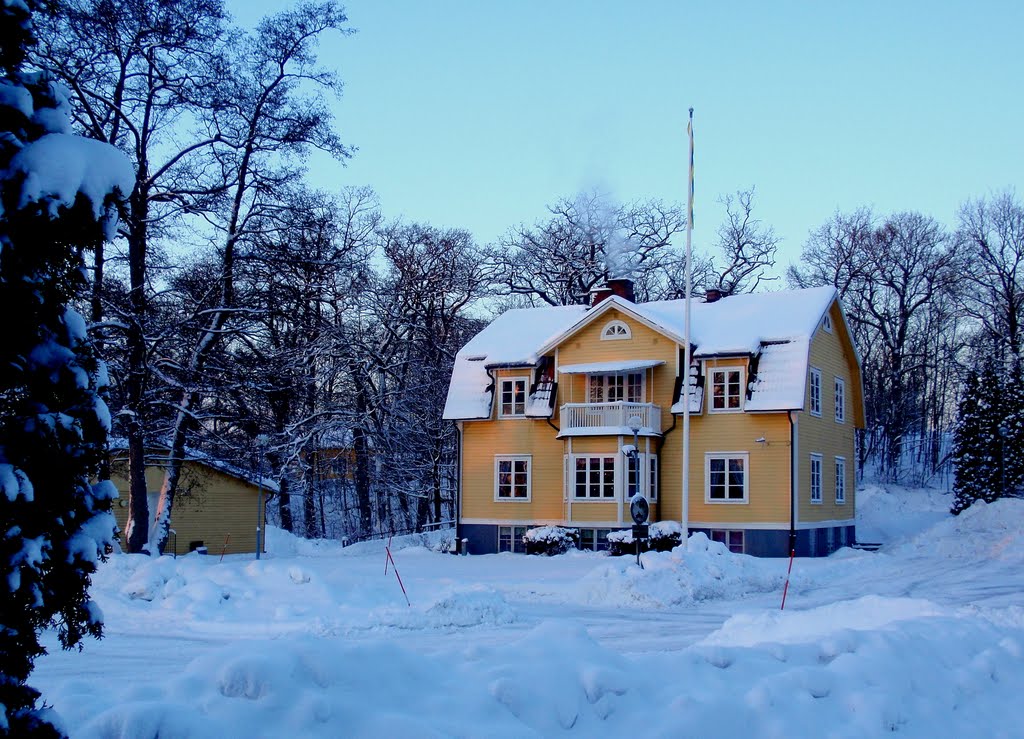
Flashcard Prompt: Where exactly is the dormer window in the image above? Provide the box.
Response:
[709,367,744,412]
[601,320,631,341]
[498,377,528,417]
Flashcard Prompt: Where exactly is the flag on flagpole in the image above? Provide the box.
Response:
[687,108,694,228]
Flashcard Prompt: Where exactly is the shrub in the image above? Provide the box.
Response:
[607,521,683,556]
[523,526,579,556]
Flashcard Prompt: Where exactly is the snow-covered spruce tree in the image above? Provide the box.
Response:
[0,0,130,733]
[950,362,1022,514]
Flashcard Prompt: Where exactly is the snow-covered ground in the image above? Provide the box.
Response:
[33,484,1024,737]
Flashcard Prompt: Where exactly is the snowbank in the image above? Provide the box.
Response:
[30,487,1024,737]
[56,599,1024,739]
[571,533,786,608]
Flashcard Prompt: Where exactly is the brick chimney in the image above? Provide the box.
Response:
[704,287,723,303]
[606,278,635,303]
[590,286,614,307]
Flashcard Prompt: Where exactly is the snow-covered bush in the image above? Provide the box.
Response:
[523,526,578,556]
[607,521,683,556]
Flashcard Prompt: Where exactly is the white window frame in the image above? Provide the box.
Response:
[588,372,644,404]
[835,456,846,504]
[810,453,823,504]
[498,525,529,553]
[494,455,531,501]
[710,529,745,554]
[572,454,617,500]
[601,320,632,341]
[834,377,846,424]
[809,367,822,417]
[577,528,613,551]
[822,313,833,333]
[705,452,749,504]
[708,366,745,413]
[626,453,658,502]
[498,377,528,418]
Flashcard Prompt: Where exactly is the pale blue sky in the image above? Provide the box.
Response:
[231,1,1023,270]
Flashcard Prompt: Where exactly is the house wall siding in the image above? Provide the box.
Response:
[461,414,564,521]
[109,458,264,556]
[684,412,792,525]
[798,305,858,524]
[556,309,677,428]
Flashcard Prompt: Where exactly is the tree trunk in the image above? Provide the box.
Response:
[124,185,150,554]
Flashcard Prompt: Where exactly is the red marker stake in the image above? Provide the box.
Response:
[386,546,410,607]
[780,548,795,610]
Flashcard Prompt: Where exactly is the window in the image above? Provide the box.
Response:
[809,368,822,417]
[705,453,749,503]
[822,313,833,333]
[498,525,528,553]
[601,320,631,341]
[834,377,845,424]
[589,373,643,403]
[825,526,834,554]
[649,455,658,502]
[711,529,744,554]
[578,528,613,551]
[709,367,744,412]
[574,456,616,499]
[626,454,658,502]
[835,457,846,504]
[499,377,527,417]
[495,456,531,501]
[810,454,822,503]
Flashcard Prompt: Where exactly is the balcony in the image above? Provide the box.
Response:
[558,402,662,437]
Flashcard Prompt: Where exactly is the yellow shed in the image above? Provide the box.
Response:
[109,448,274,557]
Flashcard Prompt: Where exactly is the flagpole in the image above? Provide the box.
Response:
[682,107,694,542]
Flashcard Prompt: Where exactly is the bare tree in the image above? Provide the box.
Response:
[149,0,352,554]
[487,192,684,306]
[956,191,1024,365]
[791,209,961,481]
[35,0,231,552]
[712,188,779,295]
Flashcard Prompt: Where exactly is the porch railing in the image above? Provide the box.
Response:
[559,402,662,434]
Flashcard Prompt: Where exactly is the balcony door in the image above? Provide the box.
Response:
[588,372,643,404]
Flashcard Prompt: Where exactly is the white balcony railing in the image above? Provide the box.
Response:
[559,402,662,435]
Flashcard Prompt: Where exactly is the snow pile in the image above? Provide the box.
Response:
[52,599,1024,739]
[32,486,1024,737]
[856,482,950,544]
[572,533,786,607]
[894,497,1024,562]
[380,586,517,630]
[265,525,453,558]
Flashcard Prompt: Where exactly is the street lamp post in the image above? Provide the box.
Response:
[626,416,649,568]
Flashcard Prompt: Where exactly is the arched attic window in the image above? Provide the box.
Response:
[601,320,631,341]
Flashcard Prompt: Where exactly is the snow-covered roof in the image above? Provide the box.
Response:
[558,359,665,374]
[744,339,811,411]
[444,287,838,419]
[107,439,280,493]
[442,305,588,420]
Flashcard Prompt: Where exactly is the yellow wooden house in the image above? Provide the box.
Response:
[443,280,864,556]
[109,446,275,556]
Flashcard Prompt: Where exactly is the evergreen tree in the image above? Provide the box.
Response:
[951,362,1024,514]
[0,0,129,732]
